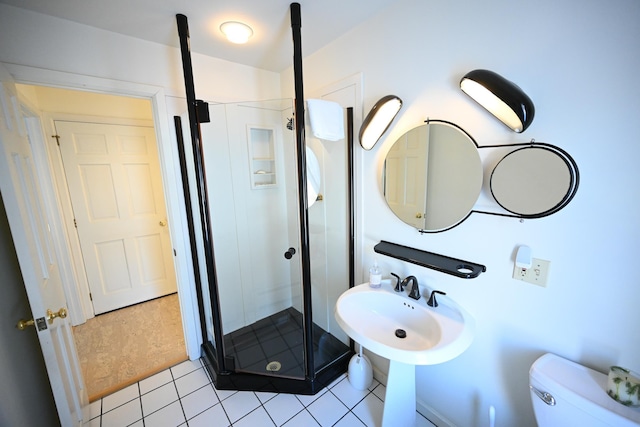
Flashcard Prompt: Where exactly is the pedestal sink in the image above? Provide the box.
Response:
[335,282,475,427]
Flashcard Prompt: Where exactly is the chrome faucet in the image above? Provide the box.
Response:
[401,276,420,300]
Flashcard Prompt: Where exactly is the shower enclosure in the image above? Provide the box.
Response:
[174,5,354,394]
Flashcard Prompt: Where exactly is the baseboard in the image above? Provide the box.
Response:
[371,366,456,427]
[416,399,456,427]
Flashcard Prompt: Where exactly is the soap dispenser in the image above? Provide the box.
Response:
[369,260,382,288]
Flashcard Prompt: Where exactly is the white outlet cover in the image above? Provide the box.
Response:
[513,258,550,287]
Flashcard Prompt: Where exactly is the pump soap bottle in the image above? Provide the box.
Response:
[369,260,382,288]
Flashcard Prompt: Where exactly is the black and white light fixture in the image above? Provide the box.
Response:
[460,69,534,133]
[359,95,403,150]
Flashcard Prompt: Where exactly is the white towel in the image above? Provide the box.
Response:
[306,99,344,141]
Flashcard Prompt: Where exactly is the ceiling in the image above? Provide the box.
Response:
[0,0,397,72]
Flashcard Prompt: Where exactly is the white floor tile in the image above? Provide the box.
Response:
[174,367,211,397]
[334,412,367,427]
[88,399,101,420]
[255,390,278,404]
[141,382,179,416]
[352,393,384,427]
[142,400,186,427]
[327,373,348,389]
[92,357,415,427]
[101,398,142,427]
[417,412,437,427]
[294,387,327,407]
[170,358,202,379]
[263,393,305,426]
[372,383,386,401]
[331,377,370,409]
[139,368,173,395]
[181,384,219,420]
[306,390,349,427]
[187,403,230,427]
[282,409,321,427]
[214,387,238,402]
[220,390,261,423]
[82,417,100,427]
[233,406,276,427]
[102,383,140,412]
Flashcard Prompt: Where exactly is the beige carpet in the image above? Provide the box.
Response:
[73,293,187,402]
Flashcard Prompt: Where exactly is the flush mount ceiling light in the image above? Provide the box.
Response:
[220,21,253,44]
[359,95,403,150]
[460,69,535,133]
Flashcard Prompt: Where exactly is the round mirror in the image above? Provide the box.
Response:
[490,145,578,217]
[382,120,483,232]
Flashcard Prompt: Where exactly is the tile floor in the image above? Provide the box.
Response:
[84,358,437,427]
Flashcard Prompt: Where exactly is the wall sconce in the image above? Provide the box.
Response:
[220,21,253,44]
[359,95,403,150]
[460,69,534,133]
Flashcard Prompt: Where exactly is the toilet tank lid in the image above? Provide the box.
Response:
[530,353,640,425]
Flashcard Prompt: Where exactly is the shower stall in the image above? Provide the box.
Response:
[174,4,354,395]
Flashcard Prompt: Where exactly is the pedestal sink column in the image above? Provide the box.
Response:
[383,360,416,427]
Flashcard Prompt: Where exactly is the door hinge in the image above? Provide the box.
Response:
[73,218,77,228]
[52,134,61,146]
[89,293,92,301]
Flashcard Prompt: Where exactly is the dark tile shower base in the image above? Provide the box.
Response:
[223,307,348,379]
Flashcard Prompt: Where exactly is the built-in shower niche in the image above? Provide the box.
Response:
[185,99,352,394]
[248,126,277,188]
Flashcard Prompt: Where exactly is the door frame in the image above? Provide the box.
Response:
[4,62,201,360]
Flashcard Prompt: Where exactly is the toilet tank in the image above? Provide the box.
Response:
[529,353,640,427]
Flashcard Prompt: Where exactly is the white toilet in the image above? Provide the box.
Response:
[530,353,640,426]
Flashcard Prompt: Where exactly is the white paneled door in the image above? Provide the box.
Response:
[55,121,177,314]
[384,125,428,229]
[0,64,87,425]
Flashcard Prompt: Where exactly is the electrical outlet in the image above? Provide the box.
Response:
[513,258,550,287]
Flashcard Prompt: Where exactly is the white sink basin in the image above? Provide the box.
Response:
[335,282,475,426]
[335,282,475,365]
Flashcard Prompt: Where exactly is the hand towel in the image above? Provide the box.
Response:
[306,99,344,141]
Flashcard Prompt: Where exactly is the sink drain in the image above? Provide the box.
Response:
[395,329,407,339]
[266,361,281,372]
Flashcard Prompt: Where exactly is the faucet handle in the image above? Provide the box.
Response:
[427,290,446,307]
[391,273,401,292]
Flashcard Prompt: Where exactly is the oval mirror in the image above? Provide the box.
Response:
[490,145,578,217]
[382,120,483,232]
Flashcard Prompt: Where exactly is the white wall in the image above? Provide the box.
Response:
[294,0,640,425]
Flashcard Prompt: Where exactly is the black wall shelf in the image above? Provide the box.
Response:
[374,240,486,279]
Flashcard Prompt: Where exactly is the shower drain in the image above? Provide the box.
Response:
[266,361,282,372]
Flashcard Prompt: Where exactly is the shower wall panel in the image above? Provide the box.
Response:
[201,102,298,335]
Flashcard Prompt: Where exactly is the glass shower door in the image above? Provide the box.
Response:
[200,99,306,379]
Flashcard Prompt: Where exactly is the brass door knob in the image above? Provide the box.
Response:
[416,212,423,218]
[159,220,167,227]
[46,307,67,324]
[16,318,35,330]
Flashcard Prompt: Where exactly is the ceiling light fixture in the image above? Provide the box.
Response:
[220,21,253,44]
[460,69,535,133]
[359,95,403,150]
